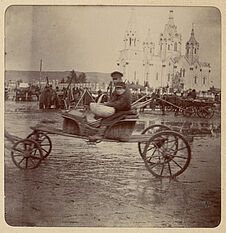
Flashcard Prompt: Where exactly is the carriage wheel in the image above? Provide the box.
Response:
[183,106,196,117]
[11,139,43,169]
[141,131,191,178]
[197,106,214,119]
[27,131,52,159]
[138,124,171,156]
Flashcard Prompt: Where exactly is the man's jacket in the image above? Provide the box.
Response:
[106,86,132,112]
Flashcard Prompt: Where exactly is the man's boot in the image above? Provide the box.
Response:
[88,125,107,142]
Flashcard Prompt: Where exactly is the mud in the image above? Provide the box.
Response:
[4,101,221,227]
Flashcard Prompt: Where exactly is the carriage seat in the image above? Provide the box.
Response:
[62,110,85,122]
[121,109,139,119]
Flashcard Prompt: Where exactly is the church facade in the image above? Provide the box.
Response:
[116,10,212,92]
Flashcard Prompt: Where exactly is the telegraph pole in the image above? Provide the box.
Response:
[39,59,42,88]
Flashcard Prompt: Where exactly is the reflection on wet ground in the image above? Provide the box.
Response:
[4,101,221,227]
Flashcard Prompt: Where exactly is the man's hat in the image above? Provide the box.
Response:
[111,71,123,78]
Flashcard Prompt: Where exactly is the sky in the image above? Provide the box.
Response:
[5,5,221,87]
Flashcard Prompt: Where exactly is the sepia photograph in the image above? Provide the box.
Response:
[4,4,221,228]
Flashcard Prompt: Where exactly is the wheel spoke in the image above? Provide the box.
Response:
[160,161,165,176]
[40,144,50,146]
[18,157,25,165]
[148,162,160,169]
[171,159,183,169]
[29,158,36,166]
[167,161,172,176]
[13,153,24,157]
[172,155,188,159]
[176,146,188,152]
[41,147,48,153]
[13,148,25,153]
[25,158,28,168]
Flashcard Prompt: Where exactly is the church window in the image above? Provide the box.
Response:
[200,69,202,72]
[168,45,170,50]
[129,38,132,46]
[134,39,136,46]
[183,69,185,77]
[146,72,149,80]
[134,71,136,81]
[174,42,177,51]
[168,73,170,81]
[117,63,120,66]
[194,48,197,54]
[160,44,162,50]
[150,48,152,53]
[209,70,211,72]
[187,48,189,54]
[194,76,197,84]
[203,77,206,85]
[156,72,158,80]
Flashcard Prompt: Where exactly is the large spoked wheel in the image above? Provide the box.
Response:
[183,106,196,117]
[11,139,43,169]
[27,131,52,159]
[141,131,191,178]
[197,106,214,119]
[138,124,171,156]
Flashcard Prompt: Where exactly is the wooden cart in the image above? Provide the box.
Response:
[6,109,191,178]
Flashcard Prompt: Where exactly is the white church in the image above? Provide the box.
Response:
[116,10,212,92]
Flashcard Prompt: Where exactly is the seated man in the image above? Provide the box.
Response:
[89,81,132,140]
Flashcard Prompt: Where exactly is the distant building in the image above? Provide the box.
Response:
[117,10,212,91]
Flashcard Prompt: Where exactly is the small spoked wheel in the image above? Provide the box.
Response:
[197,106,214,119]
[27,131,52,159]
[138,124,171,156]
[11,139,43,169]
[141,131,191,178]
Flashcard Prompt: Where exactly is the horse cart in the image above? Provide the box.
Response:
[6,107,191,178]
[154,95,215,119]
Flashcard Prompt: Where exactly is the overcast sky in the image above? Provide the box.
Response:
[5,6,221,87]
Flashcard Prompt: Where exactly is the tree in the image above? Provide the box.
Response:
[66,76,71,83]
[60,78,65,83]
[78,72,87,83]
[70,70,78,83]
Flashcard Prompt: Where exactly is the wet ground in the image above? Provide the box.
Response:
[4,101,221,227]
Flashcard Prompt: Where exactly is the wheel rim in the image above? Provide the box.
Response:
[200,106,214,119]
[142,131,191,178]
[27,132,52,158]
[138,124,171,156]
[11,139,43,169]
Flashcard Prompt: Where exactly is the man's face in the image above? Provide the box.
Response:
[112,75,122,85]
[115,86,126,95]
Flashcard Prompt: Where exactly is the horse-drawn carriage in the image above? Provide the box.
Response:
[156,95,215,119]
[6,105,191,178]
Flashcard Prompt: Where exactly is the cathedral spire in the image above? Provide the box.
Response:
[168,10,175,26]
[185,24,199,63]
[123,8,140,49]
[127,8,136,29]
